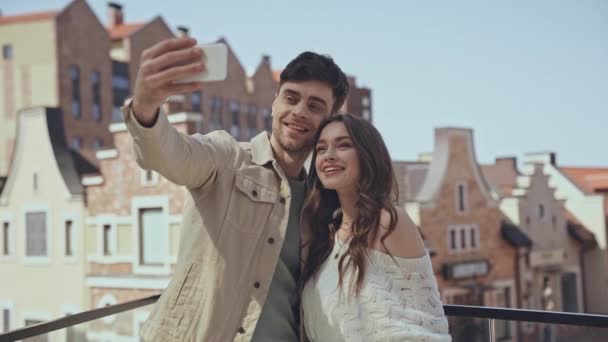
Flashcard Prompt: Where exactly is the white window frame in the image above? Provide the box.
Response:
[441,287,470,305]
[96,217,118,259]
[0,301,14,333]
[490,280,517,340]
[455,181,469,215]
[447,224,480,253]
[23,310,51,340]
[86,215,134,264]
[562,266,584,313]
[132,196,171,276]
[62,212,79,263]
[0,213,14,260]
[23,203,51,264]
[140,169,159,187]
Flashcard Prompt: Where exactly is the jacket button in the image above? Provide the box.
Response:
[254,281,260,288]
[280,197,286,204]
[251,190,258,197]
[238,327,246,334]
[267,237,275,244]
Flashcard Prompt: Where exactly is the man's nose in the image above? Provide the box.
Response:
[291,102,307,117]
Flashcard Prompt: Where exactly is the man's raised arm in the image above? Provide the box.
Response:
[123,36,231,189]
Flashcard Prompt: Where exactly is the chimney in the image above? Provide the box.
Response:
[107,2,123,27]
[495,157,517,171]
[177,26,189,37]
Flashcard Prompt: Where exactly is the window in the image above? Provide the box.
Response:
[24,319,48,341]
[539,204,545,219]
[561,272,579,312]
[470,227,476,249]
[448,225,479,252]
[103,224,112,256]
[494,287,512,339]
[33,173,38,192]
[91,71,102,121]
[26,212,47,257]
[209,96,223,130]
[191,91,202,112]
[229,99,240,138]
[140,169,158,186]
[247,104,258,139]
[362,109,371,121]
[2,222,9,256]
[65,220,73,257]
[261,108,272,132]
[2,44,12,60]
[361,96,370,107]
[69,65,81,118]
[2,308,9,333]
[450,230,457,250]
[455,182,468,214]
[112,60,130,123]
[93,137,103,150]
[460,229,467,250]
[71,137,82,150]
[139,208,166,266]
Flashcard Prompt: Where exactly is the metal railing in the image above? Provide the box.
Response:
[1,295,608,341]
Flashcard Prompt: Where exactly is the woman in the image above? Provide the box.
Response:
[301,114,451,342]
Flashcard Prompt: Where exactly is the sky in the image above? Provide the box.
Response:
[2,0,607,167]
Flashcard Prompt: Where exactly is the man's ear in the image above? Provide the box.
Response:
[271,92,278,115]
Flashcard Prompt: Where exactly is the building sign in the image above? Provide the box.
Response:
[530,249,564,268]
[443,260,490,280]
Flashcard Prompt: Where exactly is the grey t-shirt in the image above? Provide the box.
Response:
[251,178,306,341]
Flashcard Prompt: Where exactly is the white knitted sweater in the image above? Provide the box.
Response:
[302,236,451,342]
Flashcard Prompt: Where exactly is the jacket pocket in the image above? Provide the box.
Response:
[225,167,278,233]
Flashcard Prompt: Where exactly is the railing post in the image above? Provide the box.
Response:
[488,318,496,342]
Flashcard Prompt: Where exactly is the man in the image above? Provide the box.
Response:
[124,36,349,341]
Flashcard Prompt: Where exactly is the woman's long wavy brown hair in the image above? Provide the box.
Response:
[302,114,399,296]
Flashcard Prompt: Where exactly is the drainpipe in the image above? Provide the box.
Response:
[579,243,593,313]
[515,247,527,341]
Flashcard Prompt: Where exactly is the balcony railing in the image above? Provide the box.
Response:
[1,295,607,341]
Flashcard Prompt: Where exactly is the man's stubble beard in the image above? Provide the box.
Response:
[277,129,315,155]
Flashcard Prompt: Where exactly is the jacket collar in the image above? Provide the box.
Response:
[250,132,275,166]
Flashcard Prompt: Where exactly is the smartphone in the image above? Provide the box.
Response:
[175,43,228,83]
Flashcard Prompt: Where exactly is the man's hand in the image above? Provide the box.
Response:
[131,37,205,126]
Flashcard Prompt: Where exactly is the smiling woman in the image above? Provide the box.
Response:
[301,114,451,341]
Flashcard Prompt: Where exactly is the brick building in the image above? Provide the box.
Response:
[396,128,531,341]
[82,112,200,340]
[0,0,113,174]
[0,107,98,341]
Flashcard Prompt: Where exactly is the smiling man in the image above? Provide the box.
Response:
[122,36,349,342]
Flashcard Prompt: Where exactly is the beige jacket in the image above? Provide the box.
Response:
[123,104,310,342]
